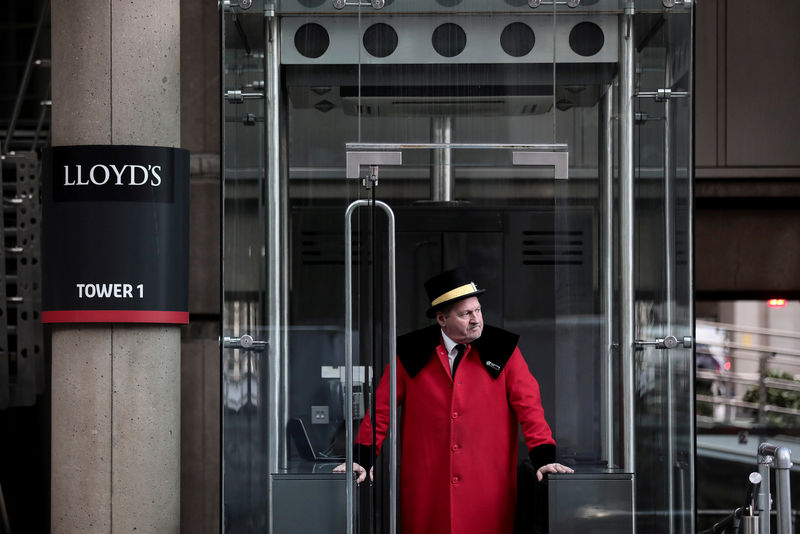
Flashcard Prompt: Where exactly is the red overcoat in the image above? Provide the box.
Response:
[356,325,556,534]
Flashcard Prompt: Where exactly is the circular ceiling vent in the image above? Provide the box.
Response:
[295,23,330,59]
[436,0,463,6]
[363,23,398,58]
[501,22,535,57]
[568,21,604,57]
[432,23,467,58]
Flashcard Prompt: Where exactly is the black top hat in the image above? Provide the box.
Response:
[424,267,485,318]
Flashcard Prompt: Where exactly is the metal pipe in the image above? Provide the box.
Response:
[600,82,615,468]
[741,516,759,534]
[265,6,282,518]
[619,4,636,486]
[686,6,698,521]
[696,320,800,341]
[279,47,291,472]
[3,1,49,155]
[758,355,769,425]
[774,446,793,534]
[664,32,676,534]
[431,116,453,201]
[758,443,775,534]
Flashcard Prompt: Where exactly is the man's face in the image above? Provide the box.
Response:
[436,296,483,344]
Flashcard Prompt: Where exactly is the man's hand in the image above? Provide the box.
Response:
[333,462,374,484]
[536,462,574,482]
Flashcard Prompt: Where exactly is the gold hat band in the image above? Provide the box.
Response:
[431,282,478,307]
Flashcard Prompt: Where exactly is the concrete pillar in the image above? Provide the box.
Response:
[50,1,181,532]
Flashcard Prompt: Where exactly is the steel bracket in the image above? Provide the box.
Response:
[635,335,693,350]
[512,151,569,180]
[345,151,402,179]
[223,334,268,351]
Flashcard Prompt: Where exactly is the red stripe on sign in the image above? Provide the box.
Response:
[41,310,189,324]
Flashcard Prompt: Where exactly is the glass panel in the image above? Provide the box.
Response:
[221,1,695,532]
[221,4,270,533]
[553,4,621,475]
[632,4,694,533]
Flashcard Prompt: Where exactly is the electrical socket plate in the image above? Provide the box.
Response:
[311,405,329,424]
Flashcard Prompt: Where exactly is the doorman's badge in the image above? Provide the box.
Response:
[485,361,501,371]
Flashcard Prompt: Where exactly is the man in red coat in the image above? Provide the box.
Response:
[336,267,572,534]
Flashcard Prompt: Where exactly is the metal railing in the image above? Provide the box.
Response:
[696,320,800,428]
[698,444,794,534]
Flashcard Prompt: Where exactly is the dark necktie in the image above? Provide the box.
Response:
[452,344,466,377]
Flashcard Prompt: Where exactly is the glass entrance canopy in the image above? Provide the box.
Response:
[221,1,694,532]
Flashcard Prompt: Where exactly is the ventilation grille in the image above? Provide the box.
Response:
[343,95,549,117]
[521,229,586,266]
[300,231,363,266]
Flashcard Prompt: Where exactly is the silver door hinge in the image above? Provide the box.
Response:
[634,88,689,102]
[224,90,265,103]
[635,335,693,350]
[223,334,268,351]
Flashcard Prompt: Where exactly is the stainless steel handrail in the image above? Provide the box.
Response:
[345,199,397,534]
[697,369,800,393]
[697,320,800,342]
[704,341,800,360]
[696,395,800,417]
[758,443,794,534]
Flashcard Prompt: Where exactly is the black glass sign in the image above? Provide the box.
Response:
[41,145,190,323]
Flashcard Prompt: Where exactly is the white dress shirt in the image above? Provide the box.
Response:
[440,330,464,372]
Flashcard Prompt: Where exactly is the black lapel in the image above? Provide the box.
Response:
[396,325,442,378]
[471,325,520,379]
[395,324,519,380]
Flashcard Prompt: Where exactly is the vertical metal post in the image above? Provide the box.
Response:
[265,3,282,514]
[431,116,453,202]
[758,354,770,426]
[344,204,356,534]
[601,82,616,468]
[686,3,697,526]
[774,447,793,534]
[758,453,771,534]
[280,73,291,471]
[619,3,636,489]
[664,28,677,533]
[759,444,794,534]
